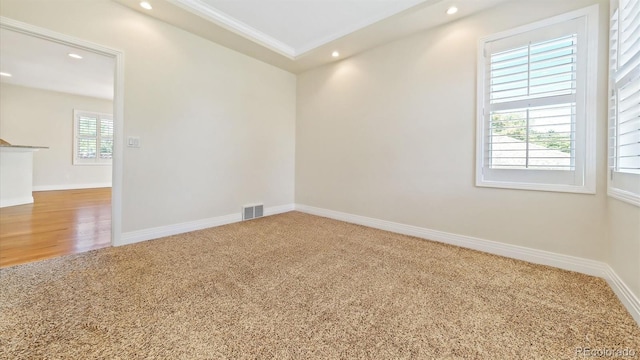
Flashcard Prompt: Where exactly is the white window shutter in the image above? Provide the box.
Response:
[476,6,598,194]
[487,35,578,171]
[608,0,640,206]
[619,0,640,67]
[616,71,640,174]
[73,110,114,165]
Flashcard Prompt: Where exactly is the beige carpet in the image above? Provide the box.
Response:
[1,212,638,359]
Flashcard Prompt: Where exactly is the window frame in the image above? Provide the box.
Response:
[73,109,114,166]
[475,5,599,194]
[607,0,640,207]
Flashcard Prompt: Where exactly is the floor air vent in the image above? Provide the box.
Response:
[242,204,264,221]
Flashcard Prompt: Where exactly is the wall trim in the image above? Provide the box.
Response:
[166,0,431,58]
[166,0,296,58]
[295,204,608,276]
[294,204,639,325]
[0,196,34,208]
[118,203,295,247]
[33,183,112,192]
[605,266,640,325]
[607,187,640,208]
[264,203,296,216]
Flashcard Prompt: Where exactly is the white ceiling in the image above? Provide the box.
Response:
[0,1,508,98]
[115,0,509,73]
[168,0,429,57]
[0,28,115,100]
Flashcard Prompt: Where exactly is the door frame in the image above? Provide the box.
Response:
[0,16,124,246]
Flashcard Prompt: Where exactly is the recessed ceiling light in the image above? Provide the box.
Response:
[446,6,458,15]
[68,53,83,59]
[140,1,152,10]
[0,72,12,77]
[332,51,340,58]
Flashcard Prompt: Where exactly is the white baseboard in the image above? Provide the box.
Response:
[294,204,608,276]
[33,183,112,191]
[0,196,34,208]
[117,203,295,247]
[605,267,640,325]
[294,204,640,325]
[264,203,295,216]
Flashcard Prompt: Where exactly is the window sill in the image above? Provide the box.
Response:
[476,179,595,194]
[73,162,113,166]
[608,188,640,207]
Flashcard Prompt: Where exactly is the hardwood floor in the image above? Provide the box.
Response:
[0,188,111,268]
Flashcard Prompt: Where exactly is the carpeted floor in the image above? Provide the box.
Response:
[1,212,638,359]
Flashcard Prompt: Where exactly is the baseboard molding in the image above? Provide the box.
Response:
[295,204,608,276]
[294,204,639,325]
[118,203,295,247]
[264,203,296,216]
[33,183,112,191]
[604,267,640,325]
[0,196,34,208]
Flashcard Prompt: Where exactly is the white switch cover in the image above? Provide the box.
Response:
[127,136,140,148]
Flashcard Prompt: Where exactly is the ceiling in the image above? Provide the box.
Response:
[168,0,428,57]
[0,28,115,100]
[0,0,508,98]
[114,0,510,73]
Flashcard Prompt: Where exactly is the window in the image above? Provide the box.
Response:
[73,110,113,165]
[608,0,640,206]
[476,6,598,193]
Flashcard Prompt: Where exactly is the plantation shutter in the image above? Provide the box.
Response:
[608,0,640,204]
[77,114,98,160]
[476,7,598,193]
[619,0,640,67]
[610,0,640,175]
[487,34,578,170]
[616,70,640,173]
[100,117,114,160]
[73,110,113,165]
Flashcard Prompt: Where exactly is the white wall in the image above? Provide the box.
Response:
[0,83,113,190]
[0,0,296,233]
[296,0,611,261]
[607,188,640,301]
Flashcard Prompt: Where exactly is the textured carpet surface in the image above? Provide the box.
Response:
[1,212,638,359]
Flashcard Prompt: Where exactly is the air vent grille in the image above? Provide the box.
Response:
[254,205,264,218]
[242,204,264,221]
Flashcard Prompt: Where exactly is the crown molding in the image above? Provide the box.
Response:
[166,0,297,59]
[112,0,512,73]
[167,0,434,59]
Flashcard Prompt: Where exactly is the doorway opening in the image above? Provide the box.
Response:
[0,17,124,267]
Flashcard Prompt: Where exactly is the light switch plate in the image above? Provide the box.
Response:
[127,136,140,148]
